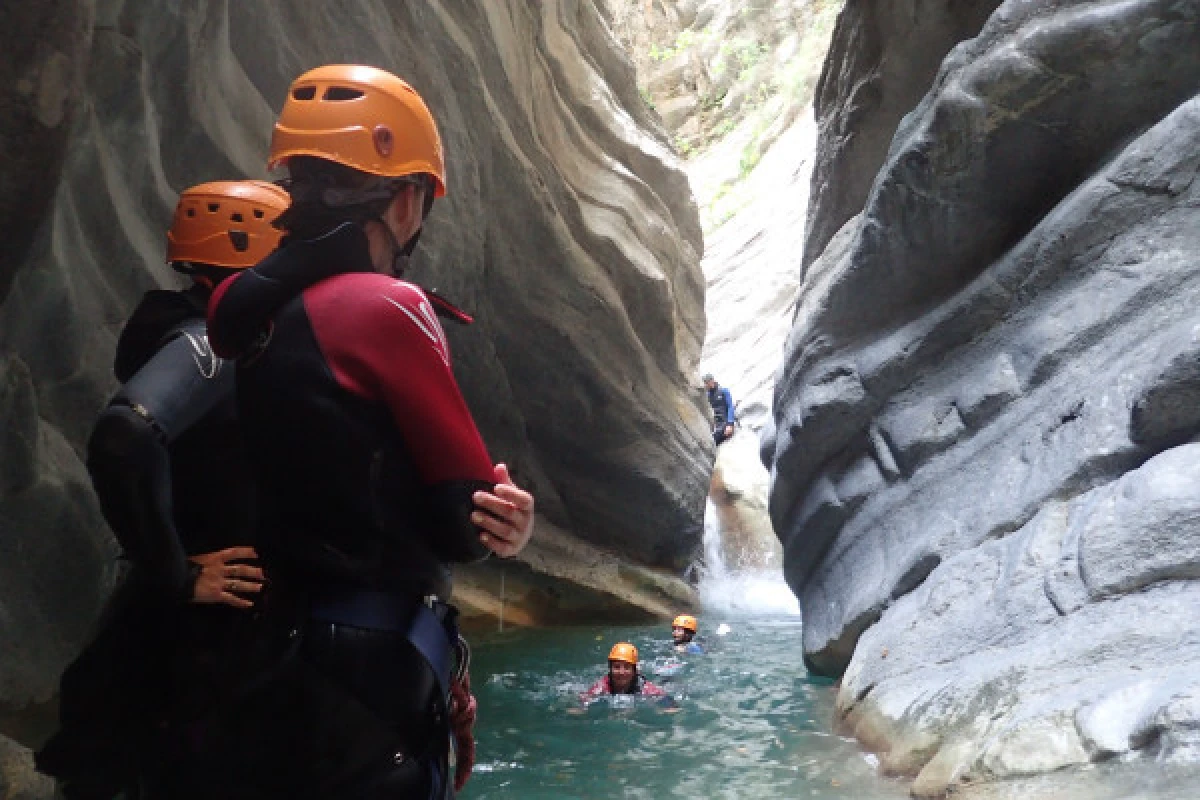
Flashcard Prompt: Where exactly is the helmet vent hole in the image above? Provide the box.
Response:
[373,125,394,157]
[207,203,220,213]
[324,87,364,101]
[230,212,244,223]
[253,209,265,219]
[292,86,317,100]
[186,209,196,217]
[228,231,250,252]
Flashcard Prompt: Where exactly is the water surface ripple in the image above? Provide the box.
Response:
[466,617,908,799]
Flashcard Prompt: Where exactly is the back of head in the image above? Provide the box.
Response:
[167,180,290,274]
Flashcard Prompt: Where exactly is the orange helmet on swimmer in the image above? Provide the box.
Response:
[608,642,638,666]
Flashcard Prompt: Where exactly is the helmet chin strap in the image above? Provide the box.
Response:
[392,227,422,278]
[370,213,421,278]
[378,184,432,278]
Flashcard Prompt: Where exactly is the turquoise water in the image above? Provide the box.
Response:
[462,616,909,799]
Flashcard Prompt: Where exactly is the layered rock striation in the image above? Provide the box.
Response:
[767,0,1200,792]
[0,0,711,774]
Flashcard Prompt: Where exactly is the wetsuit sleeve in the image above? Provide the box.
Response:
[306,276,495,563]
[88,323,234,600]
[640,680,667,697]
[721,388,735,424]
[207,224,370,359]
[583,677,610,699]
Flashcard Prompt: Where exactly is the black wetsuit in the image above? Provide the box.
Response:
[206,223,495,799]
[707,384,735,445]
[36,286,260,799]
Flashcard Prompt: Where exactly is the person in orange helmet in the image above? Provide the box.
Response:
[583,643,667,699]
[671,614,704,654]
[36,182,288,800]
[204,65,535,798]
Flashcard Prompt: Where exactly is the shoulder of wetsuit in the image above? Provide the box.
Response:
[207,223,373,358]
[106,316,233,444]
[114,289,206,382]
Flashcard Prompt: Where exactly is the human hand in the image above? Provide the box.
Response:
[189,546,265,609]
[471,463,535,557]
[724,424,734,437]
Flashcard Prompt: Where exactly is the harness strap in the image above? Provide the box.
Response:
[407,601,454,702]
[309,587,463,799]
[309,589,457,703]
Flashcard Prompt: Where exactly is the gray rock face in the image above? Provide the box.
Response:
[803,0,1002,270]
[0,0,710,754]
[0,733,56,800]
[766,0,1200,790]
[838,447,1200,794]
[0,1,95,303]
[603,0,837,153]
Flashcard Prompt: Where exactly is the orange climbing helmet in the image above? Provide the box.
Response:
[608,642,639,666]
[269,64,446,196]
[672,615,698,633]
[165,180,289,269]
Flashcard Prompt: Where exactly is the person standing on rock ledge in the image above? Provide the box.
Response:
[704,373,736,445]
[35,181,288,800]
[205,64,535,798]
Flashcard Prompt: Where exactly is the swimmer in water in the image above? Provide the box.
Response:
[582,643,666,699]
[671,615,704,654]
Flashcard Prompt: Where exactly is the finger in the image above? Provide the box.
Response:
[218,546,259,562]
[228,579,264,594]
[480,533,518,558]
[492,482,533,510]
[492,462,512,485]
[219,592,255,609]
[472,511,515,539]
[472,491,518,519]
[229,564,266,581]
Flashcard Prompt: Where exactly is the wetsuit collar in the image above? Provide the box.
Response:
[277,221,375,278]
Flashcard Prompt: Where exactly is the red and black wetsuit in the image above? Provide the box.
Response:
[207,222,494,798]
[582,674,667,699]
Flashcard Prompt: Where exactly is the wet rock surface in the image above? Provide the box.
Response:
[767,0,1200,791]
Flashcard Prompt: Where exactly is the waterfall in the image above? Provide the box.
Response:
[697,498,800,616]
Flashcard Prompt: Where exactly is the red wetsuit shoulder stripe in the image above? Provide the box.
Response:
[302,273,494,485]
[206,271,240,358]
